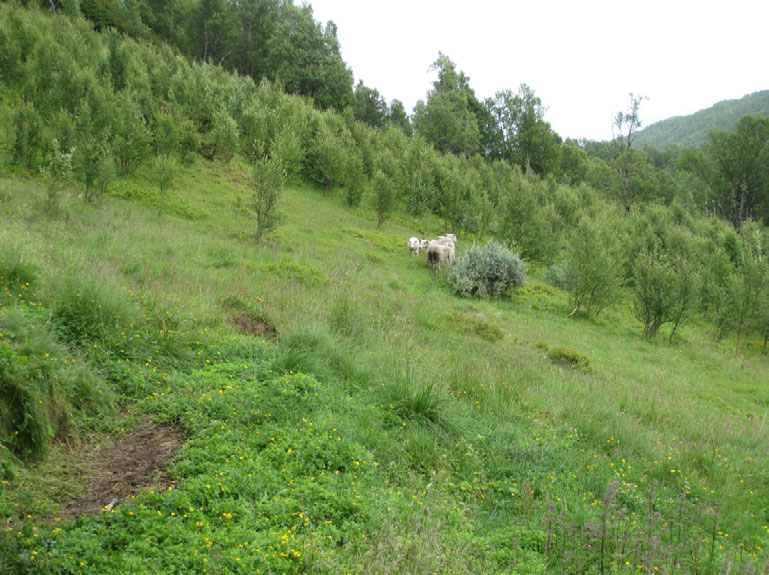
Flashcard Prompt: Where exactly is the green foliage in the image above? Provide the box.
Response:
[412,53,483,157]
[484,84,562,175]
[249,156,285,242]
[448,240,526,299]
[0,245,37,306]
[381,366,456,437]
[371,168,395,228]
[632,251,677,339]
[40,138,74,215]
[303,116,350,193]
[495,171,560,261]
[561,212,626,316]
[12,100,44,169]
[154,154,176,202]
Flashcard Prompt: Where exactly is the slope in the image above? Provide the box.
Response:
[1,162,768,574]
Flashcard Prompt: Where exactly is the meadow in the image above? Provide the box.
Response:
[1,160,768,575]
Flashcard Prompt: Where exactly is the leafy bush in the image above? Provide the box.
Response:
[448,240,526,299]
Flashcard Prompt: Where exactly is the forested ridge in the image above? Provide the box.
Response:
[1,2,769,574]
[634,90,769,149]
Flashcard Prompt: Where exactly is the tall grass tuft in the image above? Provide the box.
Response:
[270,322,366,386]
[0,243,37,304]
[0,308,114,461]
[51,273,135,344]
[382,363,457,437]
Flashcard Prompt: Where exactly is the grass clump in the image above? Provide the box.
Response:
[382,365,456,438]
[536,341,591,371]
[0,244,37,305]
[0,308,114,462]
[221,294,277,339]
[448,240,526,299]
[51,274,135,345]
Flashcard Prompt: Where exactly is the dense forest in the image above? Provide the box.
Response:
[2,2,769,574]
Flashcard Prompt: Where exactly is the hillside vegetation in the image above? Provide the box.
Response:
[634,90,769,148]
[1,3,769,575]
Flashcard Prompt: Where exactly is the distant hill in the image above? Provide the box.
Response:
[634,90,769,149]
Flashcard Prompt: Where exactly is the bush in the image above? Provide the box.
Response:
[448,241,526,299]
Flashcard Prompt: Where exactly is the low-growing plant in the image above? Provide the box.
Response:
[536,341,591,371]
[448,240,526,299]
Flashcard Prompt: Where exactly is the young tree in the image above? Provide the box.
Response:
[562,213,625,317]
[155,155,177,203]
[612,93,647,213]
[386,99,412,135]
[250,156,285,243]
[371,168,394,229]
[352,80,388,128]
[732,220,767,357]
[303,119,348,194]
[705,115,769,230]
[40,139,74,215]
[632,251,675,339]
[667,255,701,343]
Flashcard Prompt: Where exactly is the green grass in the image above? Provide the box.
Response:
[1,163,768,574]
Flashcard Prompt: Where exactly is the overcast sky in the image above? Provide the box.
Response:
[307,0,768,141]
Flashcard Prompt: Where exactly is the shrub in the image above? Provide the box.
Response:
[448,241,526,299]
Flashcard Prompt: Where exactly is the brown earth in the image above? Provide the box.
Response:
[56,419,185,519]
[230,311,277,338]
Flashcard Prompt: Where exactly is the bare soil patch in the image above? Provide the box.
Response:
[230,311,277,338]
[57,419,185,519]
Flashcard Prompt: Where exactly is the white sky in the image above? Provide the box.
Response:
[307,0,768,141]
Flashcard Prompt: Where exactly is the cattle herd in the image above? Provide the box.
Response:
[408,234,457,270]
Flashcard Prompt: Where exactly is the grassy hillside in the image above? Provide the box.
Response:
[1,162,768,574]
[634,90,769,148]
